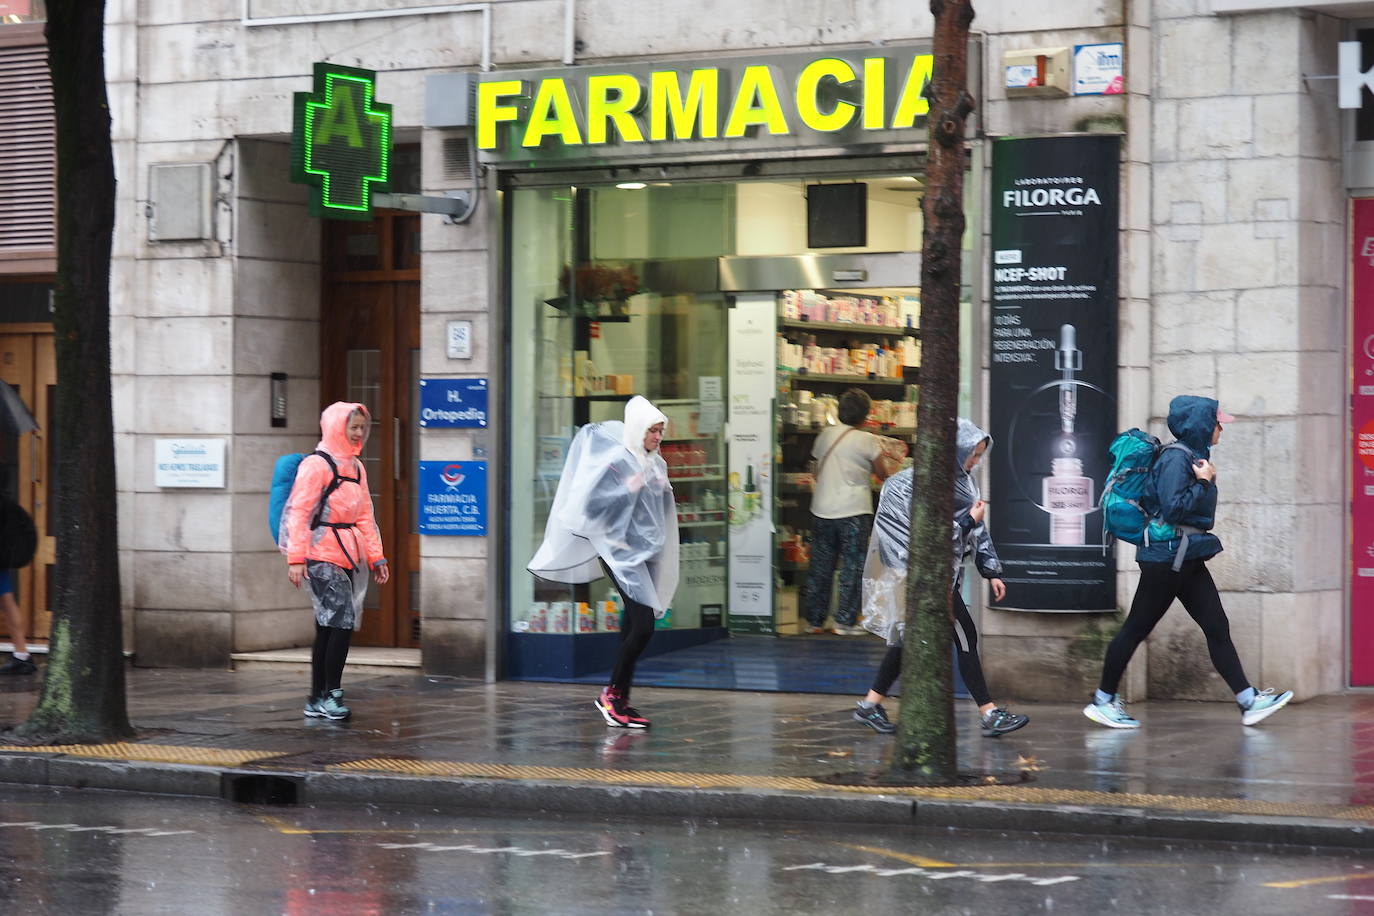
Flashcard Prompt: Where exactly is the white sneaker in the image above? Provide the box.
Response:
[1082,695,1140,729]
[1240,687,1292,726]
[832,624,867,636]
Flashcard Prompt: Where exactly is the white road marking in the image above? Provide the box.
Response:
[1329,896,1374,902]
[375,841,609,860]
[783,862,1080,887]
[0,821,194,837]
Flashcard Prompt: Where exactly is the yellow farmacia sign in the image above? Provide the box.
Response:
[477,53,936,152]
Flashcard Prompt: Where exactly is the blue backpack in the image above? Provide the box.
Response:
[1100,429,1189,547]
[268,450,345,547]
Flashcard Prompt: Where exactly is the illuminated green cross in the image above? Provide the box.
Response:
[290,63,392,219]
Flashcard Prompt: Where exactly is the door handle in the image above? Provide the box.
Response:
[394,417,402,480]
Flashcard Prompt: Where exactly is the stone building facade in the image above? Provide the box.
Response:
[48,0,1362,701]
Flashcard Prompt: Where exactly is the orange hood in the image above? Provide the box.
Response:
[317,401,370,463]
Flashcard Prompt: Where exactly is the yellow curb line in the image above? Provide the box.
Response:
[3,743,1373,823]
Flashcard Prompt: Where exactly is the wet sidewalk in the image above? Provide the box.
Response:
[1,668,1372,849]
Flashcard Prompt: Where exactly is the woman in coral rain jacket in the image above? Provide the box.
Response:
[283,402,388,721]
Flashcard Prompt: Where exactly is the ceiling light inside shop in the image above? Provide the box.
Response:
[616,182,648,190]
[883,176,925,191]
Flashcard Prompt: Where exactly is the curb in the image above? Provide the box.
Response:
[3,750,1372,850]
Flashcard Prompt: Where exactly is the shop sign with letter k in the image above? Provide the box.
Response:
[290,63,393,219]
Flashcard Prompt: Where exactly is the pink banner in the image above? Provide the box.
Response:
[0,1,33,17]
[1351,198,1374,685]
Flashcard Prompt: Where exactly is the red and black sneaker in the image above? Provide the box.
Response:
[595,687,631,728]
[621,702,651,729]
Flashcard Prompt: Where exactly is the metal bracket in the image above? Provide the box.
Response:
[374,190,474,222]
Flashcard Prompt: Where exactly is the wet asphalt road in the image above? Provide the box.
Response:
[0,785,1370,915]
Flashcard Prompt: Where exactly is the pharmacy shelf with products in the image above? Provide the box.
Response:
[772,288,922,632]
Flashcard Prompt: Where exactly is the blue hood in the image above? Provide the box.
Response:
[1166,395,1218,457]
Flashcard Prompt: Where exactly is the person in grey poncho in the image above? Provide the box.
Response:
[851,418,1029,738]
[528,396,679,729]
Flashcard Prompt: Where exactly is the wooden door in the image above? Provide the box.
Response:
[0,330,54,644]
[320,214,421,647]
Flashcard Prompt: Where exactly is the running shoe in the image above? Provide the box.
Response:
[622,703,651,729]
[0,655,36,675]
[303,695,325,718]
[832,624,867,636]
[316,688,351,721]
[595,687,631,728]
[853,701,896,734]
[981,707,1029,738]
[1240,687,1292,726]
[805,625,833,635]
[1082,695,1140,729]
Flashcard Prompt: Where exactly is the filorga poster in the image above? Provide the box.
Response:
[987,135,1119,612]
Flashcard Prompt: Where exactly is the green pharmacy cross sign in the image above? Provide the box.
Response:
[291,63,392,220]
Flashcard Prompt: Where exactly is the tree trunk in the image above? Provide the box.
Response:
[889,0,976,784]
[17,0,133,742]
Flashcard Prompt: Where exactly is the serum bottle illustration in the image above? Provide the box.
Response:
[1043,324,1093,545]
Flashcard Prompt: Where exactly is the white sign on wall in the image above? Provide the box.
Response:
[154,438,227,488]
[1072,43,1124,96]
[447,320,473,359]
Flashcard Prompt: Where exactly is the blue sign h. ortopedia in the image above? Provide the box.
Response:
[419,378,488,428]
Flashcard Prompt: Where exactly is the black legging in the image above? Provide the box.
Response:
[870,591,992,707]
[1099,559,1249,695]
[609,584,655,697]
[311,624,353,697]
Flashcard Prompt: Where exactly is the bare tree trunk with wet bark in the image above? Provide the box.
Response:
[17,0,133,743]
[889,0,976,784]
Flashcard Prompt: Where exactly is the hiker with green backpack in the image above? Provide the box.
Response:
[1086,395,1291,729]
[278,402,389,721]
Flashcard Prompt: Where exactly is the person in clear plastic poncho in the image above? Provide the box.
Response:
[850,418,1029,739]
[528,396,679,729]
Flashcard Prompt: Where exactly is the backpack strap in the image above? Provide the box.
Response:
[309,450,364,571]
[1158,441,1204,570]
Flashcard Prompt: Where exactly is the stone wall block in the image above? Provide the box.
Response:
[982,635,1102,704]
[1154,0,1200,19]
[1226,157,1295,225]
[1297,222,1345,290]
[420,250,490,313]
[1150,354,1215,418]
[134,608,231,668]
[1206,502,1296,594]
[1124,226,1151,302]
[133,551,233,611]
[1151,290,1235,354]
[234,318,320,377]
[1196,225,1276,291]
[136,257,234,318]
[236,139,301,204]
[1299,158,1344,226]
[135,376,233,434]
[421,535,490,560]
[235,259,321,321]
[1121,295,1152,368]
[1119,366,1151,428]
[419,430,475,462]
[1258,417,1297,506]
[1253,94,1300,158]
[1127,92,1152,165]
[230,547,306,612]
[1229,11,1300,95]
[135,317,232,376]
[132,492,234,552]
[111,316,136,375]
[1299,413,1343,506]
[233,607,315,653]
[1151,231,1198,293]
[1213,419,1264,503]
[1157,17,1231,98]
[115,432,137,495]
[1234,286,1298,352]
[228,433,317,493]
[236,200,320,263]
[1152,99,1179,163]
[1176,97,1252,160]
[1293,504,1343,593]
[1297,349,1342,417]
[1217,351,1298,416]
[420,558,489,620]
[1259,591,1325,699]
[420,617,485,678]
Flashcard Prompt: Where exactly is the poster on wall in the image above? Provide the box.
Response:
[1349,198,1374,686]
[987,135,1119,612]
[726,293,775,629]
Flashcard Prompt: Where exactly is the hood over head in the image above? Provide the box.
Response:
[622,395,668,464]
[955,418,992,472]
[1167,395,1219,456]
[318,401,370,460]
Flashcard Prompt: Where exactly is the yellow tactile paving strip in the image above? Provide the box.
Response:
[3,743,1372,823]
[4,743,280,767]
